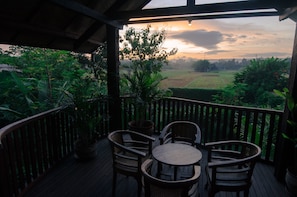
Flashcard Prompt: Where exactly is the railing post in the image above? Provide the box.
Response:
[0,142,10,197]
[275,23,297,181]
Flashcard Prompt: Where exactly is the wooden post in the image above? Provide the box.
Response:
[0,142,10,197]
[107,25,121,132]
[275,23,297,181]
[187,0,195,7]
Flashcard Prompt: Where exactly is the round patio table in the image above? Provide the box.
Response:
[152,143,202,180]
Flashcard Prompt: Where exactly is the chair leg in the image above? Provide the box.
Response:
[204,182,208,190]
[244,189,249,197]
[112,171,117,197]
[137,178,142,197]
[208,189,215,197]
[157,162,162,178]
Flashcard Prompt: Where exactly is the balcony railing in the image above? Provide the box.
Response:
[0,97,283,197]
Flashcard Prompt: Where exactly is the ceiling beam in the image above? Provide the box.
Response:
[49,0,122,28]
[127,11,279,24]
[279,6,297,22]
[115,1,276,20]
[73,21,103,50]
[0,19,78,40]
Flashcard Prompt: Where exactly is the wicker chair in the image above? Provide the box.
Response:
[108,130,155,197]
[205,140,261,197]
[141,159,201,197]
[159,121,202,147]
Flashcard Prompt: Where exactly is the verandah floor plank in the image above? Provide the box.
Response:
[24,138,286,197]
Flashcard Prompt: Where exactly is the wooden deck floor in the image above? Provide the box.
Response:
[24,137,287,197]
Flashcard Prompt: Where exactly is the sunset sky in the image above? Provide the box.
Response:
[122,0,296,60]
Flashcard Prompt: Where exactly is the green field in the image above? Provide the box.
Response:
[161,69,237,89]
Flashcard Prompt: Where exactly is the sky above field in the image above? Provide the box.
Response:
[121,0,296,60]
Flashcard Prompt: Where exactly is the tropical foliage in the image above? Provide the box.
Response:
[274,88,297,173]
[0,46,107,127]
[214,57,290,108]
[120,26,177,120]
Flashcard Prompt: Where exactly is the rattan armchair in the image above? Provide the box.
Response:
[108,130,155,197]
[205,140,261,197]
[159,121,202,147]
[141,159,201,197]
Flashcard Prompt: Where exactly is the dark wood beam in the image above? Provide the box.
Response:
[279,6,297,22]
[73,21,103,51]
[0,19,103,52]
[275,23,297,181]
[128,11,278,24]
[0,19,78,40]
[107,25,121,131]
[187,0,195,7]
[115,1,275,20]
[49,0,122,28]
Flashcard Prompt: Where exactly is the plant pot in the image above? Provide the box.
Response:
[74,139,98,160]
[285,168,297,196]
[128,120,154,136]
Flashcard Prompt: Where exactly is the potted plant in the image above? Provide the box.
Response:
[61,48,106,160]
[120,26,177,136]
[274,88,297,196]
[63,73,102,160]
[71,101,100,160]
[123,63,171,136]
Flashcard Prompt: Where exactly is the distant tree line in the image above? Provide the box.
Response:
[191,59,250,72]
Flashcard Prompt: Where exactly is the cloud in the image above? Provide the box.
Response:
[205,49,230,55]
[170,30,224,50]
[224,33,238,43]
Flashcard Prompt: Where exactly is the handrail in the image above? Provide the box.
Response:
[0,107,62,145]
[121,97,283,162]
[0,97,283,196]
[0,107,70,197]
[0,100,109,197]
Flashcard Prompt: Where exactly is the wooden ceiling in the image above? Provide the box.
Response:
[0,0,296,53]
[0,0,150,53]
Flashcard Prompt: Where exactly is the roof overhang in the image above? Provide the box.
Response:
[0,0,150,53]
[0,0,296,53]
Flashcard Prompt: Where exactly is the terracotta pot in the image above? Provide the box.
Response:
[285,168,297,196]
[128,120,154,136]
[74,140,98,160]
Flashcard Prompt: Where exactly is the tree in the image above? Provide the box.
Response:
[192,60,210,72]
[119,25,177,123]
[0,47,81,125]
[120,26,177,103]
[214,57,290,108]
[0,46,107,127]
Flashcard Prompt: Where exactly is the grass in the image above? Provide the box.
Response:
[161,69,237,89]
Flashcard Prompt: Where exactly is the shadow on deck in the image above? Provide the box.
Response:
[24,137,287,197]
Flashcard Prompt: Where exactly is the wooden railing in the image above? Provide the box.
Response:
[0,101,109,197]
[121,97,283,162]
[0,97,283,196]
